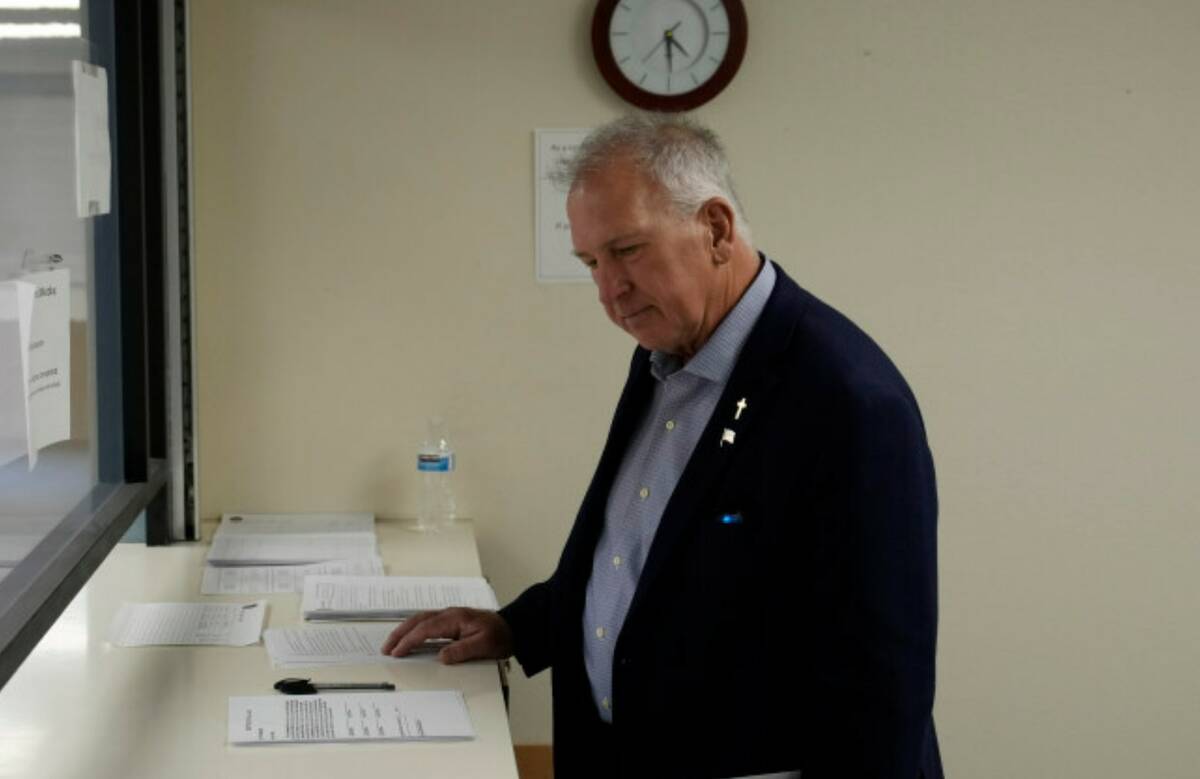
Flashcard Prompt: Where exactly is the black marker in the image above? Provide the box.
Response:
[274,678,395,695]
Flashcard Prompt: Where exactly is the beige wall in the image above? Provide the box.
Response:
[190,0,1200,773]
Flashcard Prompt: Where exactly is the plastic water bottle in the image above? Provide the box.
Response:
[415,417,456,532]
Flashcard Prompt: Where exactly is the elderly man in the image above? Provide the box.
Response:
[384,114,942,778]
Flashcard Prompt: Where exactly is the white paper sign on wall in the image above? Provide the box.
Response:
[534,129,591,284]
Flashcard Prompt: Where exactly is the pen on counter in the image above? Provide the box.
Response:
[274,678,396,695]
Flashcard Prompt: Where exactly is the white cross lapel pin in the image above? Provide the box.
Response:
[734,398,748,420]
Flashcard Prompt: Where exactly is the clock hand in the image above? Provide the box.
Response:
[641,34,668,63]
[642,22,684,65]
[665,21,688,71]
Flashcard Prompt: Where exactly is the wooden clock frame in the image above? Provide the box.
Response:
[590,0,749,112]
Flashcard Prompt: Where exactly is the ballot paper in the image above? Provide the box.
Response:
[301,576,500,621]
[228,691,474,745]
[263,623,442,669]
[108,601,266,647]
[201,557,385,595]
[206,513,378,567]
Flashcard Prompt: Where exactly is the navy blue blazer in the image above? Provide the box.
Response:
[501,263,942,778]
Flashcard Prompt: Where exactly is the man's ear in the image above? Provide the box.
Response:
[700,198,737,264]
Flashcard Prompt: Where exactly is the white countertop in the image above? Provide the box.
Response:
[0,519,519,779]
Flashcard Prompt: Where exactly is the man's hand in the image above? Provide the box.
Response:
[380,608,515,664]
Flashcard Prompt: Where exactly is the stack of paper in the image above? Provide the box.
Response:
[205,513,379,567]
[201,558,385,595]
[228,690,475,744]
[263,623,443,669]
[301,575,500,621]
[109,601,267,647]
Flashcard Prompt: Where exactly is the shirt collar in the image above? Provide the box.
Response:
[650,255,776,383]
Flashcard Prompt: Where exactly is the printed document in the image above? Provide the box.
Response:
[228,691,474,744]
[215,513,375,535]
[0,270,71,469]
[109,601,266,647]
[72,61,111,217]
[206,512,378,566]
[302,575,500,621]
[263,623,442,668]
[201,557,385,595]
[207,534,379,567]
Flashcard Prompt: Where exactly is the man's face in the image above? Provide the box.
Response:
[567,158,721,358]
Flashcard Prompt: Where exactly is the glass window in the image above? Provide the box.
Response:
[0,1,96,582]
[0,0,174,688]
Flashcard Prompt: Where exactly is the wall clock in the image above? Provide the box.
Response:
[591,0,748,112]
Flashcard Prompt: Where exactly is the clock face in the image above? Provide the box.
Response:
[592,0,747,112]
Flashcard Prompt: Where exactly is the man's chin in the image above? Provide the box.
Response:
[615,314,674,353]
[628,330,672,355]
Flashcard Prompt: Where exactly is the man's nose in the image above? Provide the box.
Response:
[595,262,630,305]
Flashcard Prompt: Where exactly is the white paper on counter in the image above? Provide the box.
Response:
[302,575,499,621]
[263,623,443,669]
[201,557,385,595]
[72,61,111,217]
[108,601,266,647]
[206,533,379,567]
[228,691,474,744]
[215,512,375,536]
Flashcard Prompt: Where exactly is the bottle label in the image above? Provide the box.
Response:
[417,453,454,472]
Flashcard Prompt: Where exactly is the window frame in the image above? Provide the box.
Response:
[0,0,175,690]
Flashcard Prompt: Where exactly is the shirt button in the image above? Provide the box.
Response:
[665,420,676,431]
[601,697,610,710]
[595,627,605,639]
[612,555,622,567]
[639,487,649,499]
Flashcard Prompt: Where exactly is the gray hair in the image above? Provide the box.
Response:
[552,113,752,245]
